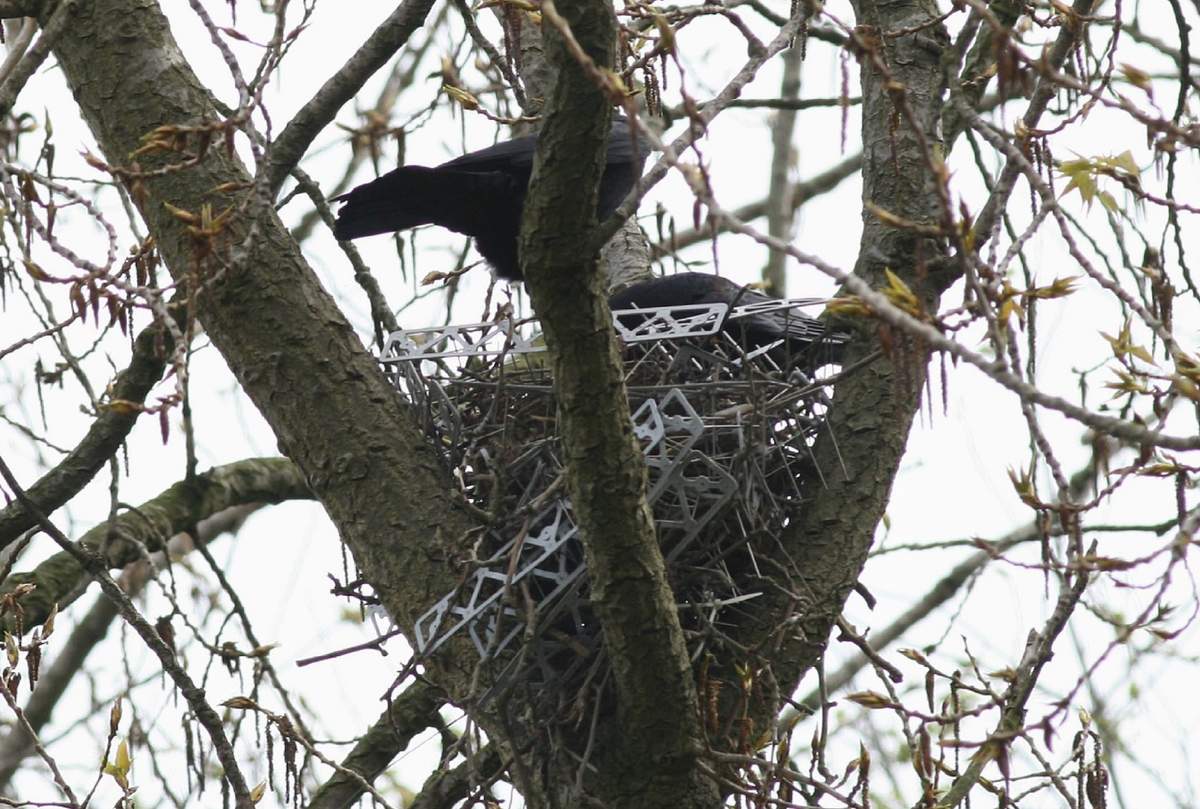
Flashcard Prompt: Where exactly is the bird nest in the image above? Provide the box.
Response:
[380,300,846,699]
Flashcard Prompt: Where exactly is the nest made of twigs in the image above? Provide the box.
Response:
[387,324,844,704]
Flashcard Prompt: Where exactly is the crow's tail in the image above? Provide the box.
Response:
[333,166,514,241]
[332,167,443,240]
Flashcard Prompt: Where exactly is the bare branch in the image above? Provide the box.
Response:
[408,746,505,809]
[305,681,444,809]
[0,0,69,115]
[0,504,259,790]
[267,0,437,194]
[1,458,310,629]
[969,0,1102,250]
[789,454,1107,726]
[593,5,812,249]
[0,455,257,808]
[0,18,36,84]
[763,43,804,296]
[0,682,76,804]
[935,565,1090,809]
[287,166,399,343]
[654,151,863,256]
[0,314,179,549]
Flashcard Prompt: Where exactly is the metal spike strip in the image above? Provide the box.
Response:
[411,389,736,660]
[379,298,837,363]
[376,307,842,688]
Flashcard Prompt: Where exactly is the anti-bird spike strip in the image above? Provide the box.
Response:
[376,299,847,699]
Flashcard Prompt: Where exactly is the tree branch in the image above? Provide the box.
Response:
[762,42,804,296]
[0,314,177,549]
[654,151,863,256]
[935,565,1090,809]
[593,10,811,250]
[659,83,1013,260]
[788,453,1106,724]
[728,0,953,741]
[306,680,444,809]
[0,455,256,808]
[519,0,713,805]
[408,745,505,809]
[939,0,1021,148]
[286,16,444,246]
[0,0,71,116]
[42,0,478,668]
[266,0,437,194]
[0,504,259,790]
[970,0,1100,249]
[0,594,119,790]
[1,458,310,629]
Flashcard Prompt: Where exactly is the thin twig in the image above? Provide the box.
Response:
[0,0,71,116]
[267,0,438,193]
[0,456,256,809]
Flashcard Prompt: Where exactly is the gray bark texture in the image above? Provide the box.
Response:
[2,458,309,627]
[716,0,950,743]
[41,0,477,633]
[516,0,716,803]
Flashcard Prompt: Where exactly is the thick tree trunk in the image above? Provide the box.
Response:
[726,0,950,737]
[517,0,717,803]
[39,0,495,729]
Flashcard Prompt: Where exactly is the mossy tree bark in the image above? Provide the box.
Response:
[517,0,718,804]
[38,0,501,739]
[723,0,951,738]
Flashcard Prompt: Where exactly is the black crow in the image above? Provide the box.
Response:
[608,272,847,362]
[333,118,649,281]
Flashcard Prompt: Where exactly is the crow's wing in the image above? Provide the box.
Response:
[602,117,651,166]
[439,133,540,172]
[438,118,645,173]
[609,273,747,310]
[598,118,650,216]
[735,301,835,345]
[720,283,834,345]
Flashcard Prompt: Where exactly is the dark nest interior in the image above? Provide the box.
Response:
[381,312,848,712]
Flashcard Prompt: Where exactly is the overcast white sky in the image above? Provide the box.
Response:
[2,0,1199,805]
